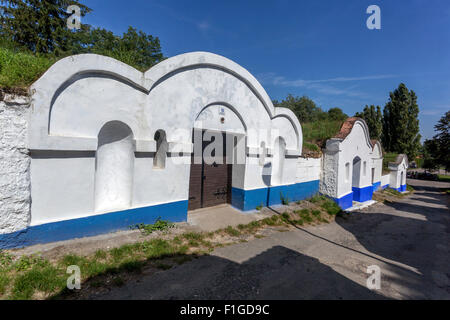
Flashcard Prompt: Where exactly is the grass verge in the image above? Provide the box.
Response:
[0,194,341,300]
[0,47,56,90]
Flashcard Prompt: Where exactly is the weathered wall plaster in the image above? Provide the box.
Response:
[0,95,31,234]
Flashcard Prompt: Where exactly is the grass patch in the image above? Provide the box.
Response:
[302,120,343,146]
[131,217,174,235]
[0,46,56,89]
[320,199,342,216]
[303,142,320,152]
[309,194,327,203]
[438,175,450,183]
[11,265,65,300]
[224,226,240,237]
[280,193,290,205]
[0,273,10,295]
[0,196,342,300]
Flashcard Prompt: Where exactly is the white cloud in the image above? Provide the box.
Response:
[258,72,400,98]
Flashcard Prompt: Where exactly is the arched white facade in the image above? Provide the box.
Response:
[320,118,381,209]
[0,52,321,248]
[388,154,408,192]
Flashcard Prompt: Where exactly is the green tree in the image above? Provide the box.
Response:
[382,83,421,159]
[327,107,348,121]
[0,0,91,54]
[431,111,450,171]
[274,94,328,122]
[355,105,382,140]
[422,139,440,171]
[68,26,164,70]
[0,1,164,70]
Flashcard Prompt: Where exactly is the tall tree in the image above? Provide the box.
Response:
[355,105,382,140]
[273,95,346,123]
[327,107,348,121]
[432,111,450,171]
[0,0,91,54]
[68,26,164,71]
[382,83,421,159]
[0,1,164,70]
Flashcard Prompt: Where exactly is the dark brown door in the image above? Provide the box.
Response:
[188,154,203,210]
[188,130,232,210]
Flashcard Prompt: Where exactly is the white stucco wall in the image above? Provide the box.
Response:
[389,155,408,189]
[296,157,321,183]
[26,52,303,225]
[381,174,390,187]
[371,141,383,184]
[321,118,382,200]
[0,95,31,234]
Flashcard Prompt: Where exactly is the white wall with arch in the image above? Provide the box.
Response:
[320,118,381,209]
[2,51,305,247]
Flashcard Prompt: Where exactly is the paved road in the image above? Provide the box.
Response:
[90,179,450,300]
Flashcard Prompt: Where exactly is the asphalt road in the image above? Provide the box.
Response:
[89,179,450,300]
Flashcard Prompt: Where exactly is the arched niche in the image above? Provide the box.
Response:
[271,137,286,186]
[94,121,135,212]
[153,130,168,169]
[352,156,362,188]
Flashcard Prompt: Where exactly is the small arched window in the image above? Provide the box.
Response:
[153,130,168,169]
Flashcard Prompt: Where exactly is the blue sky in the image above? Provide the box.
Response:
[82,0,450,140]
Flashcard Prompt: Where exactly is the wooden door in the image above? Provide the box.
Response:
[188,130,232,210]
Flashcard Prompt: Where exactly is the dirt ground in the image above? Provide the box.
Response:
[68,178,449,300]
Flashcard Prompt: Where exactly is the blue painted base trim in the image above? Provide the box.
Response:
[381,184,389,190]
[372,181,381,192]
[0,200,188,249]
[333,192,353,210]
[391,184,407,192]
[352,185,374,202]
[231,180,320,211]
[231,187,269,211]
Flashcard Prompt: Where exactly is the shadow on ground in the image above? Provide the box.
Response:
[58,245,383,300]
[334,184,450,299]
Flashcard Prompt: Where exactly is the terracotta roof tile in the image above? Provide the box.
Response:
[333,117,361,140]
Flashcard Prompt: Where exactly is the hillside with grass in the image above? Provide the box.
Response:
[0,46,56,94]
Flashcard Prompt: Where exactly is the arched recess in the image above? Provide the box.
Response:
[352,156,362,189]
[271,137,286,186]
[153,130,168,169]
[95,121,135,212]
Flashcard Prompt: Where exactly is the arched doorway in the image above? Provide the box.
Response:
[94,121,135,212]
[188,104,246,211]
